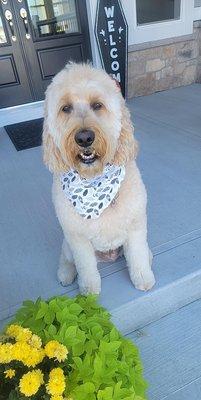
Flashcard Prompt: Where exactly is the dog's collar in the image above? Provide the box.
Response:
[61,164,125,219]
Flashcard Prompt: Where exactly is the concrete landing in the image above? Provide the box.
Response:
[0,84,201,335]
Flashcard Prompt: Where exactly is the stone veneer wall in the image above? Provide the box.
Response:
[128,22,201,97]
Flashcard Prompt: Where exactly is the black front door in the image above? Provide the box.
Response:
[0,0,91,108]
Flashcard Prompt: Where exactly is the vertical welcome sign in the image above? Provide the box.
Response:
[95,0,128,98]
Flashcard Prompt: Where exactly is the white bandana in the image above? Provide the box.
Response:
[61,164,125,219]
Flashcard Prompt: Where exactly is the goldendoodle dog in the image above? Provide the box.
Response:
[43,63,155,294]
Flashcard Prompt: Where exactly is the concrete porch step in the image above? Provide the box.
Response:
[0,84,201,335]
[111,235,201,333]
[1,232,201,334]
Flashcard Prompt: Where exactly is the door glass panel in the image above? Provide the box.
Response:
[136,0,181,25]
[0,14,7,44]
[26,0,79,38]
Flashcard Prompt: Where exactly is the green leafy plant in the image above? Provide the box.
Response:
[1,295,147,400]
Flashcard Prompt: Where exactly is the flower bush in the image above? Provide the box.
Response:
[0,295,147,400]
[0,324,69,399]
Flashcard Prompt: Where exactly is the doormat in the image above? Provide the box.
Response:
[4,118,44,151]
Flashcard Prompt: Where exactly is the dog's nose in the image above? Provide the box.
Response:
[75,129,95,148]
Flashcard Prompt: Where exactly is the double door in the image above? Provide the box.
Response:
[0,0,91,108]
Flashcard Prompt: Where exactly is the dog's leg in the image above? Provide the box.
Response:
[67,235,101,295]
[57,239,77,286]
[124,225,155,291]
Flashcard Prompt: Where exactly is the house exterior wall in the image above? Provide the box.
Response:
[128,22,201,97]
[87,0,201,99]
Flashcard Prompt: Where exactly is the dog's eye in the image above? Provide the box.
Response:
[62,104,73,113]
[91,102,103,111]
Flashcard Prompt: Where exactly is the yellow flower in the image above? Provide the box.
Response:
[28,334,42,349]
[25,347,45,367]
[19,369,44,397]
[13,342,44,367]
[13,341,30,360]
[51,396,73,400]
[46,368,66,396]
[45,340,68,362]
[0,343,13,364]
[4,369,15,379]
[6,324,33,342]
[6,324,21,338]
[16,328,32,343]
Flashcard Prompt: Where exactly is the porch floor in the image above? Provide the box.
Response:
[128,298,201,400]
[0,84,201,399]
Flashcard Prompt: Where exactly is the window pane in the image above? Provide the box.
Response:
[136,0,181,25]
[27,0,79,38]
[0,14,7,44]
[195,0,201,7]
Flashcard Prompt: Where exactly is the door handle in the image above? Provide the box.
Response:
[5,9,17,42]
[19,7,30,39]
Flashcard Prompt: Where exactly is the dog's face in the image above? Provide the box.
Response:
[43,63,137,178]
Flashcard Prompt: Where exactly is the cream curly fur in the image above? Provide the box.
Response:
[43,63,155,294]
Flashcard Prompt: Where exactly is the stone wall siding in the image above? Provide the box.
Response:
[128,22,201,97]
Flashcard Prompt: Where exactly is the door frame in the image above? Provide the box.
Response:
[0,0,92,109]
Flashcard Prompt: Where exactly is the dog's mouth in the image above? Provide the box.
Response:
[78,150,98,164]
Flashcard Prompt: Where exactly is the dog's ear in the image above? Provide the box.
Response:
[42,100,67,173]
[113,102,138,166]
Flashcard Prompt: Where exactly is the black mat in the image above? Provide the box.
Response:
[4,118,44,151]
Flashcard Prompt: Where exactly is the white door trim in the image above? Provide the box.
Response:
[122,0,194,45]
[0,101,44,127]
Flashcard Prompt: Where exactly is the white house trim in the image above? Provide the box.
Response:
[87,0,196,65]
[194,5,201,20]
[122,0,194,45]
[86,0,101,67]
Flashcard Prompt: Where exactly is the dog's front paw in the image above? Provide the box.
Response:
[57,261,77,286]
[78,273,101,295]
[130,269,155,291]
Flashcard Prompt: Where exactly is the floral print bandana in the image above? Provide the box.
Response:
[61,164,125,219]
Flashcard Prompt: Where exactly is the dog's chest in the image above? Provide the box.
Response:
[53,161,146,252]
[89,194,132,251]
